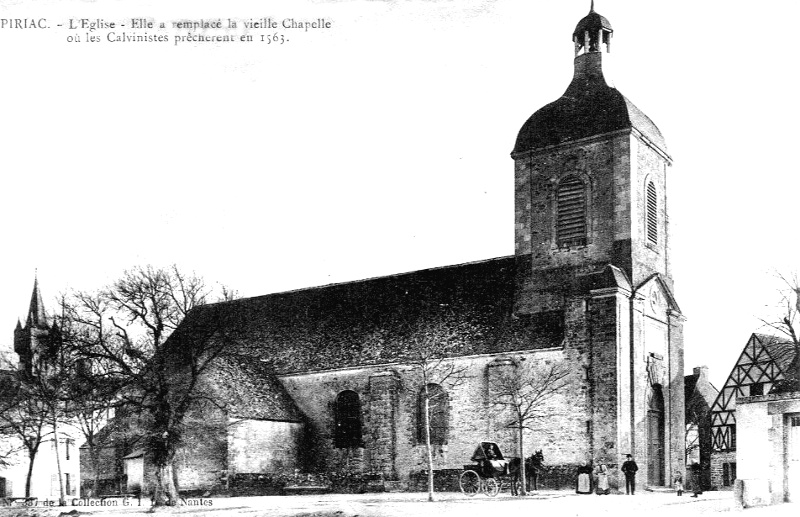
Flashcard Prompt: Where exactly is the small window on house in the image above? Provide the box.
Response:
[729,424,737,450]
[791,416,800,427]
[556,175,586,247]
[65,438,72,460]
[646,181,658,245]
[334,390,363,448]
[417,384,448,445]
[723,462,737,487]
[65,473,71,496]
[749,383,763,396]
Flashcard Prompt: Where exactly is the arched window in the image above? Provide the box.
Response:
[417,384,448,445]
[556,176,586,247]
[334,390,363,448]
[646,181,658,245]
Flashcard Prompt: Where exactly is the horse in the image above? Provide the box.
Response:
[508,450,545,495]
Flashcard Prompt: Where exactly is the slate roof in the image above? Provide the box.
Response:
[173,256,566,376]
[513,75,667,156]
[573,10,612,40]
[209,354,303,422]
[684,374,698,402]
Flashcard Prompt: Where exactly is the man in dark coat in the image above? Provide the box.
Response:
[689,462,703,498]
[621,454,638,495]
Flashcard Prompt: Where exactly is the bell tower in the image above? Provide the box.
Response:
[510,3,684,490]
[511,2,673,315]
[13,276,59,376]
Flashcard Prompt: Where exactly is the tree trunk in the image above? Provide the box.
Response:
[424,394,434,502]
[52,419,66,504]
[25,449,37,498]
[153,462,180,506]
[518,424,527,496]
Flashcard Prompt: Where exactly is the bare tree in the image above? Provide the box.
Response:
[61,265,238,506]
[58,291,122,497]
[489,361,571,496]
[0,379,52,497]
[402,306,472,502]
[759,271,800,392]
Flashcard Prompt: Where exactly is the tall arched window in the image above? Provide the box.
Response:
[646,181,658,245]
[417,384,448,445]
[334,390,363,448]
[556,175,586,247]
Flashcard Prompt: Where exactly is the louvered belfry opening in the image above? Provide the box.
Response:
[647,181,658,244]
[556,175,586,247]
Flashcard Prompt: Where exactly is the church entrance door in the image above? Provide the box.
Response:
[647,386,665,486]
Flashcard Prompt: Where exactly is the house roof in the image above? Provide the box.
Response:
[173,256,568,376]
[684,374,698,401]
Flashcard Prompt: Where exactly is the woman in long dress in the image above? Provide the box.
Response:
[594,464,610,495]
[576,462,593,494]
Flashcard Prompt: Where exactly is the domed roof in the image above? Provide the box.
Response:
[512,58,667,156]
[573,10,612,40]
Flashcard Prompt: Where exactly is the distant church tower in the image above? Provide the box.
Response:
[13,277,60,376]
[511,4,685,487]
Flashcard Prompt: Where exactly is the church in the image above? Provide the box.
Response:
[85,4,685,495]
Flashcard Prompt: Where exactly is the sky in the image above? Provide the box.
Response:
[1,0,799,390]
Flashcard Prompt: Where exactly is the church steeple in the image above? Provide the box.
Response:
[26,274,48,328]
[14,274,57,375]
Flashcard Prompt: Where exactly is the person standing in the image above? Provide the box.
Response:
[674,471,684,496]
[621,454,638,495]
[689,462,703,498]
[594,464,610,495]
[576,462,593,495]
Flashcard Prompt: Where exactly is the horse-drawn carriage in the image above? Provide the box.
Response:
[458,442,544,497]
[458,442,515,497]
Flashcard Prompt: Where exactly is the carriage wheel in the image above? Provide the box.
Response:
[484,478,500,497]
[459,470,481,497]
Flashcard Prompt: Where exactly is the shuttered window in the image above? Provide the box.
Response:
[556,176,586,247]
[647,181,658,245]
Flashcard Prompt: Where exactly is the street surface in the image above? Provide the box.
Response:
[1,490,797,517]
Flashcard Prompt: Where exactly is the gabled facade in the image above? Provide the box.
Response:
[709,333,795,488]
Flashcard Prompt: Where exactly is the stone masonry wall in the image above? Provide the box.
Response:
[278,347,588,484]
[227,419,304,476]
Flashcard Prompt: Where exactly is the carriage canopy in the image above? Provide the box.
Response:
[471,442,505,462]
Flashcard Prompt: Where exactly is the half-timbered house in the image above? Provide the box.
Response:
[709,333,795,488]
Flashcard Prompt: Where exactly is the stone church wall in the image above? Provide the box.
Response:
[630,136,672,289]
[277,346,588,484]
[227,419,304,475]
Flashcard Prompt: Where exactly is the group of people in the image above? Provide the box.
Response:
[576,455,704,497]
[576,454,637,495]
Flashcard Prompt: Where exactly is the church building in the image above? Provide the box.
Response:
[0,279,82,500]
[86,4,685,495]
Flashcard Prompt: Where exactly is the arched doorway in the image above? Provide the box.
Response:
[647,385,665,486]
